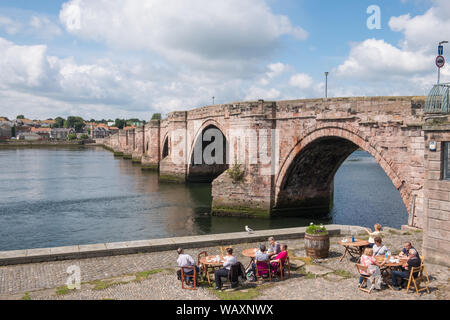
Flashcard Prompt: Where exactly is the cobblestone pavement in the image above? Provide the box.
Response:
[0,228,448,300]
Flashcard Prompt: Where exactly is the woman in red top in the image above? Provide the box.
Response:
[270,244,288,275]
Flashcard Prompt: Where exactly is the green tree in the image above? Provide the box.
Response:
[80,134,89,140]
[53,117,65,128]
[16,115,25,119]
[64,116,85,132]
[115,119,126,129]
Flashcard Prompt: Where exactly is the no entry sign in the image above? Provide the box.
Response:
[436,55,445,68]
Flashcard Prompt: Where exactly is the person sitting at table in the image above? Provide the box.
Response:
[267,237,281,258]
[251,244,271,278]
[270,244,288,276]
[359,247,385,290]
[398,241,420,258]
[176,248,199,284]
[214,247,237,290]
[372,236,389,256]
[364,223,382,248]
[391,248,421,290]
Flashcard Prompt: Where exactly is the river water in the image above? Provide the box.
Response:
[0,147,408,251]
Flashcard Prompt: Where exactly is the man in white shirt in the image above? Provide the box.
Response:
[176,248,199,284]
[372,237,389,256]
[214,247,237,290]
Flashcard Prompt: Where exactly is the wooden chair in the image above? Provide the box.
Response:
[180,266,198,290]
[402,264,430,295]
[271,256,291,281]
[219,262,242,289]
[355,264,372,294]
[256,260,272,282]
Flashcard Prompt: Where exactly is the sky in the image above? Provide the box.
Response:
[0,0,449,120]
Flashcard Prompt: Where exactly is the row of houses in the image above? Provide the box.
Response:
[1,117,139,141]
[85,123,121,139]
[0,118,76,141]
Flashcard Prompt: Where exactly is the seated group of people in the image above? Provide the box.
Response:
[175,237,289,290]
[176,246,245,290]
[359,240,422,291]
[251,237,288,278]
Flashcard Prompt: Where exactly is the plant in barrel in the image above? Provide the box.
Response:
[304,223,330,259]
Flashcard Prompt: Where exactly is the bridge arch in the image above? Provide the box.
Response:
[187,120,229,183]
[274,124,411,216]
[162,134,170,159]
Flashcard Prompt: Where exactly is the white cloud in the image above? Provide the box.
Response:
[0,16,22,35]
[0,38,49,88]
[289,73,313,89]
[335,39,431,80]
[59,0,308,68]
[29,16,63,39]
[244,86,281,101]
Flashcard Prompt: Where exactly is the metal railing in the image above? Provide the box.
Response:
[425,83,450,114]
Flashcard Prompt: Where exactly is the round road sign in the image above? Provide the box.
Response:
[436,55,445,68]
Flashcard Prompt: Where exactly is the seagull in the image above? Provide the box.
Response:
[245,226,254,234]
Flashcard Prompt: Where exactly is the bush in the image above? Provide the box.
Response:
[306,223,328,236]
[67,133,77,141]
[80,134,89,140]
[227,163,244,182]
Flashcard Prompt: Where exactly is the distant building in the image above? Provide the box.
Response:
[92,126,110,139]
[31,127,51,139]
[38,120,56,127]
[0,122,12,139]
[50,128,75,140]
[18,132,42,141]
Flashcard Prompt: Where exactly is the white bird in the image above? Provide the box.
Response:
[245,226,254,234]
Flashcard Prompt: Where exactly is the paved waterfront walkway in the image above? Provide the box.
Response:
[0,228,448,300]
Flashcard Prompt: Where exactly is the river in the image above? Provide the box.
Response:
[0,147,408,251]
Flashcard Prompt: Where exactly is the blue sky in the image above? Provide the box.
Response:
[0,0,448,120]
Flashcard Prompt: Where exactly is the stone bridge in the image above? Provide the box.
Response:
[102,96,450,266]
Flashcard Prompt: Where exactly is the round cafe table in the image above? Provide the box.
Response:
[375,255,408,290]
[242,248,258,269]
[338,238,370,262]
[199,255,224,285]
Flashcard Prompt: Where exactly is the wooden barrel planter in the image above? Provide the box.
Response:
[305,233,330,259]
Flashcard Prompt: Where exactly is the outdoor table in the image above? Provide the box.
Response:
[199,255,225,285]
[242,248,258,269]
[375,255,408,290]
[338,238,370,261]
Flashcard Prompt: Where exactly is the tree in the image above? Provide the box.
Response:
[115,119,126,129]
[80,134,89,140]
[151,113,162,121]
[16,115,25,119]
[53,117,65,128]
[64,116,85,132]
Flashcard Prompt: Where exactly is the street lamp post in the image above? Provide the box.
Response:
[324,72,329,98]
[438,41,448,85]
[212,96,215,105]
